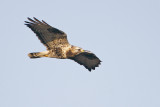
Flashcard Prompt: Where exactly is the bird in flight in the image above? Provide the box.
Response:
[25,17,101,71]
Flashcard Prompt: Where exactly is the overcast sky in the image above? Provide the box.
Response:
[0,0,160,107]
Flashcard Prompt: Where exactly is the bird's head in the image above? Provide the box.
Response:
[71,46,84,54]
[66,46,85,58]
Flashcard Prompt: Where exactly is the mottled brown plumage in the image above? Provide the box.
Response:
[25,17,101,71]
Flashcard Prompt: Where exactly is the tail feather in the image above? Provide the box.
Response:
[28,52,41,58]
[28,51,49,58]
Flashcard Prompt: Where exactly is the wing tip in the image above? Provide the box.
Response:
[87,61,101,72]
[25,17,48,25]
[83,58,101,72]
[71,51,102,72]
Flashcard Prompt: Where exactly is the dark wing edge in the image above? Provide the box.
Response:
[70,52,101,71]
[24,17,69,50]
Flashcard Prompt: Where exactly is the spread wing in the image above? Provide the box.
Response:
[71,51,101,71]
[25,17,69,50]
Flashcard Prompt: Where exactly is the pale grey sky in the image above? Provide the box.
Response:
[0,0,160,107]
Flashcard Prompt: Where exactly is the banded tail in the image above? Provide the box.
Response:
[28,51,49,58]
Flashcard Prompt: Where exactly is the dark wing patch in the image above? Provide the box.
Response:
[71,52,101,71]
[25,17,69,50]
